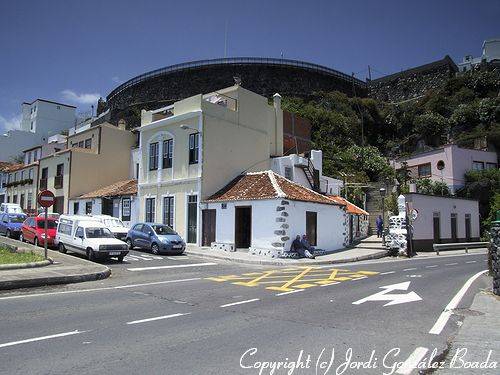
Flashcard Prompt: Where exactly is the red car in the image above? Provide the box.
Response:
[20,216,58,247]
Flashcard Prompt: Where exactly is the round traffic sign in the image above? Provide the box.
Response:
[38,190,55,208]
[410,208,418,221]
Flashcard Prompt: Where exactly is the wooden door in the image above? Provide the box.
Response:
[306,211,317,246]
[202,209,216,247]
[235,206,251,248]
[433,213,441,244]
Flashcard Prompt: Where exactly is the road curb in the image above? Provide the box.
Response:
[0,267,111,291]
[0,257,53,271]
[185,249,388,266]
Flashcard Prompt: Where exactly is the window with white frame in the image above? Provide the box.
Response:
[122,198,131,222]
[162,139,173,169]
[472,161,484,171]
[145,198,155,222]
[149,142,159,170]
[284,166,293,181]
[163,196,174,228]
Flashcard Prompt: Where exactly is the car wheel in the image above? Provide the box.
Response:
[6,230,11,238]
[86,248,96,261]
[117,255,125,262]
[19,233,24,243]
[34,237,39,247]
[151,243,160,255]
[126,238,133,250]
[59,243,67,254]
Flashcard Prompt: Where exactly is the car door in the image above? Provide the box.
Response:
[141,224,153,248]
[0,214,5,234]
[130,224,142,247]
[28,218,37,243]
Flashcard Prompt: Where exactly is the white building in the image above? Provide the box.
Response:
[404,193,480,251]
[458,38,500,72]
[204,171,347,257]
[0,99,76,162]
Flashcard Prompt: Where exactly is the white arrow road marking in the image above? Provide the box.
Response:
[352,281,423,306]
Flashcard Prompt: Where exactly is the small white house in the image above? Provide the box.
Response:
[404,193,480,251]
[69,179,138,228]
[203,171,347,257]
[328,195,369,243]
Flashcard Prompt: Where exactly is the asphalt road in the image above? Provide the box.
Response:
[0,249,491,375]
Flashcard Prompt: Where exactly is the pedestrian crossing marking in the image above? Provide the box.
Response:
[207,266,379,292]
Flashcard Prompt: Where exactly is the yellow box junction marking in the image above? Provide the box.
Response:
[206,267,379,292]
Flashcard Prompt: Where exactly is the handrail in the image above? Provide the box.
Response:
[433,242,489,255]
[107,57,367,102]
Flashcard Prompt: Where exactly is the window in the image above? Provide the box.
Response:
[417,163,431,177]
[20,194,25,209]
[189,133,199,164]
[135,163,140,179]
[149,142,159,170]
[30,121,34,131]
[162,139,173,169]
[27,193,32,211]
[28,169,33,179]
[84,138,92,149]
[20,170,25,180]
[14,172,18,182]
[85,201,92,215]
[55,164,64,189]
[133,224,143,232]
[78,141,84,148]
[58,218,74,235]
[145,198,155,222]
[163,196,175,228]
[75,227,84,238]
[486,162,497,170]
[122,198,131,222]
[33,150,39,162]
[472,161,484,171]
[13,195,17,204]
[187,195,198,243]
[284,166,293,181]
[73,202,79,215]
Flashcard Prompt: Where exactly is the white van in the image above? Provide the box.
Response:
[56,215,129,262]
[0,203,24,214]
[91,215,129,241]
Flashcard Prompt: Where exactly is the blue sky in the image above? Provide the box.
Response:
[0,0,499,132]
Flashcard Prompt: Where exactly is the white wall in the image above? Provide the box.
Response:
[69,196,139,228]
[405,194,480,240]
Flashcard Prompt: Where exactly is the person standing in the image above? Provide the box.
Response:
[376,215,384,238]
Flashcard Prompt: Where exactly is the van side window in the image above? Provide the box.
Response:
[58,218,73,235]
[75,227,84,238]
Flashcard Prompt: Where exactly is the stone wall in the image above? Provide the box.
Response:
[368,55,458,103]
[101,62,367,128]
[491,224,500,296]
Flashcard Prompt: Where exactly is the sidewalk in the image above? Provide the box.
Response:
[185,235,388,266]
[0,238,110,290]
[437,282,500,374]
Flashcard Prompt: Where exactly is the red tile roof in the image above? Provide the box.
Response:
[327,195,368,215]
[75,179,137,199]
[205,171,342,206]
[0,162,13,172]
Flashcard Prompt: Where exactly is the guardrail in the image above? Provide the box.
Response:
[433,242,489,255]
[107,57,367,102]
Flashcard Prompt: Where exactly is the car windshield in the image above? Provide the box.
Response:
[37,220,58,229]
[8,207,23,214]
[104,219,124,227]
[152,225,176,235]
[85,227,114,238]
[9,215,26,223]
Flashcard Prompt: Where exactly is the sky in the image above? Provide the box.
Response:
[0,0,499,132]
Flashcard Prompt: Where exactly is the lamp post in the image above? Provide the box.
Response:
[379,187,386,243]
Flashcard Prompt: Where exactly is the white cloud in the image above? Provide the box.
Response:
[61,90,101,105]
[112,76,122,84]
[0,113,22,133]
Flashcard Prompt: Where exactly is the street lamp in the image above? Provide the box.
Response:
[379,187,386,242]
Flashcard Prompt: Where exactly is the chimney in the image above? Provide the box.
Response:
[273,93,282,110]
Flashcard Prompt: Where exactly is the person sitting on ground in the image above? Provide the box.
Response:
[300,234,316,259]
[290,235,302,253]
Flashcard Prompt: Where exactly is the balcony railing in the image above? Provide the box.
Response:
[54,175,64,189]
[39,178,48,191]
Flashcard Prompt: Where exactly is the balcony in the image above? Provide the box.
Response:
[39,178,47,191]
[54,175,64,189]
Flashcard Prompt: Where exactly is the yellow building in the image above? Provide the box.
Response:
[38,123,136,214]
[4,162,39,214]
[138,85,285,245]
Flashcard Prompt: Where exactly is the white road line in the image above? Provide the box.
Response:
[445,263,458,266]
[426,265,438,268]
[466,261,477,264]
[126,313,189,325]
[429,270,488,335]
[380,271,395,275]
[403,268,417,271]
[352,276,368,280]
[320,281,340,287]
[0,278,201,301]
[167,257,184,261]
[396,347,429,374]
[220,298,259,308]
[127,262,217,272]
[275,290,304,296]
[0,330,84,349]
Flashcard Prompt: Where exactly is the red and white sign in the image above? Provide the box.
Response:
[37,190,55,208]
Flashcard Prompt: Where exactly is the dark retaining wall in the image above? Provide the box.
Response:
[491,225,500,295]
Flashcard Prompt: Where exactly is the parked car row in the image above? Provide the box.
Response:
[0,203,187,262]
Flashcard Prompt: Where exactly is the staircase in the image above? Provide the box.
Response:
[365,183,394,235]
[296,157,321,192]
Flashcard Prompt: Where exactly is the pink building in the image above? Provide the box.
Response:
[392,144,497,193]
